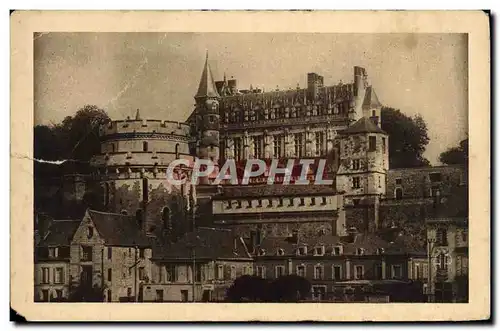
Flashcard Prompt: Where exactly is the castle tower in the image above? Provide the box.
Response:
[194,52,221,183]
[336,116,389,232]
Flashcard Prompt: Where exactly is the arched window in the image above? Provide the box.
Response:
[103,183,110,206]
[143,141,148,152]
[162,207,171,230]
[175,143,180,159]
[395,187,403,200]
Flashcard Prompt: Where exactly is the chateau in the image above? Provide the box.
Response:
[34,54,468,303]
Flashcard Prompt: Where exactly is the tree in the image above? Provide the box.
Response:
[381,107,430,168]
[226,275,269,302]
[267,275,311,302]
[439,138,468,165]
[34,104,110,178]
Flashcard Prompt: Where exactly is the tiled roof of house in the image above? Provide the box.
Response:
[152,227,251,260]
[87,210,154,247]
[38,220,81,247]
[342,116,386,135]
[255,231,424,257]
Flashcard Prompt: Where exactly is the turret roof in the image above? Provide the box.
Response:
[195,52,220,99]
[342,116,386,135]
[362,86,382,110]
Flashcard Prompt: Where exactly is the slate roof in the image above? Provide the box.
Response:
[362,86,382,110]
[195,53,220,99]
[342,116,386,135]
[38,220,81,247]
[153,227,251,260]
[87,210,154,247]
[255,231,423,257]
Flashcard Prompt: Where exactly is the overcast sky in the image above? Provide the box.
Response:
[34,33,467,164]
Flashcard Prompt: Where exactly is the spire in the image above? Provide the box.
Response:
[135,109,141,120]
[195,52,220,99]
[362,86,382,110]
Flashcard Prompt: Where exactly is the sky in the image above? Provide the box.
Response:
[34,33,468,164]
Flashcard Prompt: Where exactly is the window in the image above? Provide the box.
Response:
[356,248,365,256]
[139,248,145,259]
[415,264,424,279]
[429,172,442,183]
[217,265,224,280]
[139,267,145,281]
[127,287,132,299]
[180,290,189,302]
[41,267,50,284]
[430,186,441,198]
[230,265,237,280]
[352,177,361,189]
[107,289,112,302]
[136,208,144,228]
[55,289,63,299]
[437,253,449,270]
[162,207,171,230]
[166,265,176,282]
[382,137,386,153]
[256,266,266,279]
[254,136,264,158]
[234,137,242,161]
[296,265,306,277]
[294,133,305,157]
[374,264,383,280]
[314,265,324,280]
[392,265,402,279]
[175,143,180,159]
[277,248,285,256]
[275,265,285,278]
[395,178,402,185]
[462,230,468,243]
[353,198,360,206]
[368,136,376,152]
[48,247,58,258]
[107,268,112,282]
[354,265,364,280]
[297,246,307,256]
[299,198,305,206]
[395,188,403,200]
[436,228,448,246]
[128,247,132,257]
[314,246,325,256]
[315,132,325,155]
[435,282,453,303]
[81,246,92,262]
[51,267,63,284]
[87,226,93,239]
[352,159,360,170]
[107,247,112,260]
[156,289,164,302]
[41,289,49,302]
[332,246,342,256]
[273,134,284,158]
[332,265,342,280]
[143,141,148,152]
[321,197,327,205]
[376,248,385,255]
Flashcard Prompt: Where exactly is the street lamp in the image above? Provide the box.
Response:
[426,237,436,303]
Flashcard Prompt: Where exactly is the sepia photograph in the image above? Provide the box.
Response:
[10,11,490,321]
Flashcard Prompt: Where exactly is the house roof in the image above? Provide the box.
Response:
[38,220,81,247]
[342,116,386,135]
[362,86,382,110]
[153,227,251,260]
[255,231,424,257]
[195,53,220,99]
[87,210,154,247]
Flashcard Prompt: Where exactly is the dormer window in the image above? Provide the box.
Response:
[87,226,94,239]
[332,246,343,256]
[297,246,307,256]
[356,248,365,256]
[277,248,285,256]
[314,246,325,256]
[258,248,266,256]
[376,248,385,255]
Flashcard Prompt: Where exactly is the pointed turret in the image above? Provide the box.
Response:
[195,52,220,99]
[362,86,382,110]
